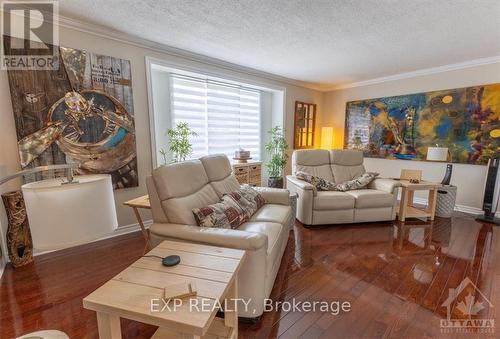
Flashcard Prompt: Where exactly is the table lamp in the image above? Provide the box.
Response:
[426,147,452,185]
[321,127,334,150]
[0,164,118,267]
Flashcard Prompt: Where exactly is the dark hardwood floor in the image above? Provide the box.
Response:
[1,213,498,338]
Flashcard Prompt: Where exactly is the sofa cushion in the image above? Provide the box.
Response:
[330,149,364,166]
[293,149,334,182]
[330,164,366,184]
[152,160,209,200]
[250,204,292,225]
[238,221,283,263]
[200,154,232,181]
[192,195,245,229]
[330,149,365,183]
[346,189,395,208]
[313,191,355,210]
[210,174,241,198]
[200,154,241,198]
[162,185,220,225]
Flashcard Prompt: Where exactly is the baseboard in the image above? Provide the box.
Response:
[24,219,153,259]
[412,197,500,217]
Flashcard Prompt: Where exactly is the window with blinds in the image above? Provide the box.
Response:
[170,75,261,160]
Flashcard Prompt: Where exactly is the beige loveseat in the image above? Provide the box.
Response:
[146,154,292,318]
[286,149,400,225]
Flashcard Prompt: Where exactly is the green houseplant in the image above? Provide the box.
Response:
[159,122,197,164]
[265,126,288,188]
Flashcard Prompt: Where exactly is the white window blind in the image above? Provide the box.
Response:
[170,74,261,160]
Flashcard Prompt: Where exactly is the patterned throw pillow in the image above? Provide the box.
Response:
[225,185,266,221]
[295,172,337,191]
[296,171,379,192]
[192,195,245,229]
[334,172,379,191]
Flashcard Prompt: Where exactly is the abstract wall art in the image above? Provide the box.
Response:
[5,37,138,189]
[344,84,500,165]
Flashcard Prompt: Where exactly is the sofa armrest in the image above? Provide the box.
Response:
[253,187,290,205]
[286,175,316,194]
[368,178,401,193]
[149,223,267,251]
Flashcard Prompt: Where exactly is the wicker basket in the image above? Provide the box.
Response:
[435,185,457,218]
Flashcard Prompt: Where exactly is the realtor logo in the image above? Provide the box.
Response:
[1,0,59,70]
[440,277,494,334]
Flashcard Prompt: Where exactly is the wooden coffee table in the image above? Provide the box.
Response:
[397,180,440,222]
[83,240,245,338]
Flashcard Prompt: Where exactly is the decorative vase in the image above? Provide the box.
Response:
[268,177,284,188]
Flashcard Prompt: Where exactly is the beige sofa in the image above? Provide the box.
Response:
[146,154,292,318]
[286,149,400,225]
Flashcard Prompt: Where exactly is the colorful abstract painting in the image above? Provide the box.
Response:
[5,37,138,189]
[344,84,500,165]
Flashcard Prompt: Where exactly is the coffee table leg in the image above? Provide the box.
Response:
[225,277,238,339]
[97,312,121,339]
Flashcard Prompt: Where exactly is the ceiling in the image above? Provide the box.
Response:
[58,0,500,90]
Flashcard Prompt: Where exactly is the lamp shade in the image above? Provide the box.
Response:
[22,174,118,252]
[427,147,449,161]
[321,127,334,150]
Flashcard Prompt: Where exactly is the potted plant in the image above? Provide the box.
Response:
[265,126,288,188]
[159,122,197,164]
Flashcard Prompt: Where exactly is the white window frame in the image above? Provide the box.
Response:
[146,56,286,169]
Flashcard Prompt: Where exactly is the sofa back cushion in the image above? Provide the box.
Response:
[200,154,241,198]
[292,149,334,182]
[329,150,365,183]
[152,160,219,224]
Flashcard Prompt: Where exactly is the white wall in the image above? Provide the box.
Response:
[0,23,323,257]
[319,62,500,212]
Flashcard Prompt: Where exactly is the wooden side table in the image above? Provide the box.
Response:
[124,195,152,253]
[397,180,440,222]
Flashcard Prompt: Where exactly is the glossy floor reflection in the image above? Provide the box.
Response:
[1,214,498,338]
[240,215,498,338]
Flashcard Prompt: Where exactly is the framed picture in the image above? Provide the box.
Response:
[294,101,316,149]
[344,83,500,165]
[5,37,138,189]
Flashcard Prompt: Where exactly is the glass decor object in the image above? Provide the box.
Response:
[294,101,316,149]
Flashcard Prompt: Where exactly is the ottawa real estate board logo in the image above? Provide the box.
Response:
[1,0,59,70]
[440,277,494,334]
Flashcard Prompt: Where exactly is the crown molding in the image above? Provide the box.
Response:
[53,14,323,91]
[326,55,500,91]
[4,9,499,93]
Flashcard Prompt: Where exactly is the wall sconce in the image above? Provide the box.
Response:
[321,127,334,150]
